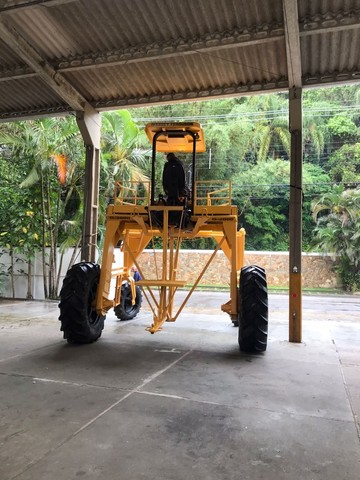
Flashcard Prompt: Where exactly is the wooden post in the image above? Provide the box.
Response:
[289,87,303,342]
[76,105,101,262]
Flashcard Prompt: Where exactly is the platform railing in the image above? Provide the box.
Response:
[194,180,232,207]
[114,181,150,206]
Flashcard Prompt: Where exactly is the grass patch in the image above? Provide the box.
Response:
[180,284,350,295]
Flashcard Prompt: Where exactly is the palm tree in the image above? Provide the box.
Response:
[94,110,152,252]
[0,116,82,298]
[101,110,150,194]
[231,94,290,163]
[312,186,360,291]
[252,116,290,162]
[235,94,327,165]
[302,109,326,165]
[312,185,360,225]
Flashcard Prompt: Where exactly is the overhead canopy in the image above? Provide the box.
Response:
[0,0,360,121]
[145,122,206,153]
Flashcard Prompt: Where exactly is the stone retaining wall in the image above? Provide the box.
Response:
[138,250,339,288]
[0,248,339,300]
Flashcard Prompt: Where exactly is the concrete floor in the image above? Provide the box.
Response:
[0,293,359,480]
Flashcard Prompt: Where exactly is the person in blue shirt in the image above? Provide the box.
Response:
[131,266,141,281]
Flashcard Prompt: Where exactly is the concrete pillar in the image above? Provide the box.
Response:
[76,105,101,262]
[288,87,303,342]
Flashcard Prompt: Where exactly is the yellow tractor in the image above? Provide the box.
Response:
[59,122,268,352]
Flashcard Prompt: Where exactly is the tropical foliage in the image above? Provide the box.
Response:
[312,186,360,291]
[101,110,150,193]
[1,84,360,295]
[0,117,82,298]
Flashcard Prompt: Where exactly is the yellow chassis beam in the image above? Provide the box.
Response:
[95,204,245,333]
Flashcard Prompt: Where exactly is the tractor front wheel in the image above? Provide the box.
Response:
[58,262,105,344]
[238,265,268,353]
[114,283,142,321]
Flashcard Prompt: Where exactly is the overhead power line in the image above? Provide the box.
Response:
[133,104,360,125]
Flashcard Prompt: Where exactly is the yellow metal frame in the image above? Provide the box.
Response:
[95,181,245,333]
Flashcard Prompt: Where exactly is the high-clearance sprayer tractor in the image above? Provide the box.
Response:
[59,122,268,352]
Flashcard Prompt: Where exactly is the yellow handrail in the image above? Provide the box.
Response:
[195,180,231,206]
[114,181,150,206]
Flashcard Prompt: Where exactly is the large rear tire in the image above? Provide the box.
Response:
[114,283,142,321]
[238,265,268,353]
[58,262,105,344]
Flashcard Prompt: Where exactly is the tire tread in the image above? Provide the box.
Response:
[238,265,268,353]
[58,262,105,344]
[114,283,142,321]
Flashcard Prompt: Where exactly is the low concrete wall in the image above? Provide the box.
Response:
[0,248,339,300]
[0,248,83,300]
[138,250,339,289]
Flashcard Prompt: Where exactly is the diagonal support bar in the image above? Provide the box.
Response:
[0,17,88,111]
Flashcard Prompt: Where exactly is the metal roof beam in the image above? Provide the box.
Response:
[0,17,90,111]
[3,68,360,121]
[300,9,360,36]
[0,0,76,13]
[282,0,302,88]
[0,77,290,120]
[0,23,284,81]
[303,68,360,86]
[92,79,290,111]
[57,25,284,73]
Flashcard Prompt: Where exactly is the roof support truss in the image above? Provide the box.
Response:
[300,8,360,36]
[0,16,89,111]
[0,2,359,118]
[283,0,302,88]
[0,0,76,13]
[0,22,284,81]
[0,6,359,88]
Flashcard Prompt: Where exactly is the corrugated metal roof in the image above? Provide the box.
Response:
[0,0,359,120]
[0,38,25,67]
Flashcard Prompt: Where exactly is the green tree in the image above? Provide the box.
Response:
[101,110,150,193]
[327,115,358,144]
[97,110,152,247]
[198,123,231,180]
[0,117,83,298]
[243,94,290,162]
[233,159,330,250]
[312,186,360,291]
[327,143,360,185]
[304,85,360,107]
[0,148,43,297]
[302,101,330,165]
